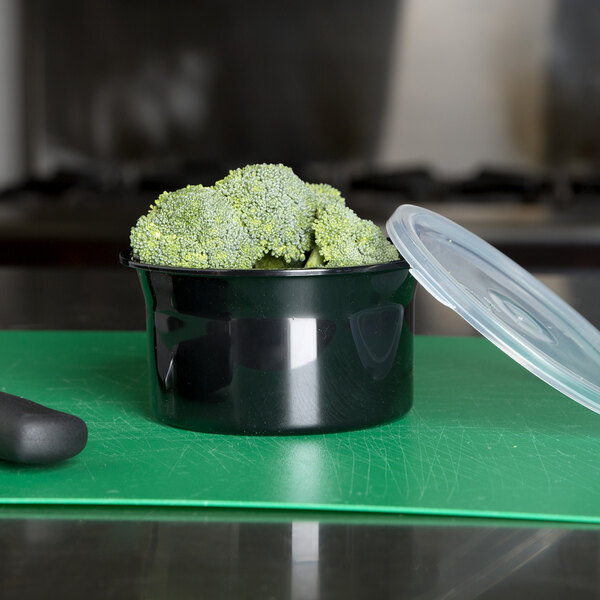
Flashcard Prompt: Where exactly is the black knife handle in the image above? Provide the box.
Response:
[0,391,88,464]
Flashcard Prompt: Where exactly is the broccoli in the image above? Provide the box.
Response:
[310,202,400,268]
[215,163,314,264]
[130,184,263,269]
[130,163,400,270]
[306,182,346,213]
[254,253,292,270]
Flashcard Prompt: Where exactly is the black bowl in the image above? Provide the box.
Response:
[120,250,416,435]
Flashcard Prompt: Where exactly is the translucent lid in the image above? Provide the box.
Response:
[386,204,600,414]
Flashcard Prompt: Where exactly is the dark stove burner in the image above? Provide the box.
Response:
[351,167,550,204]
[351,168,438,201]
[445,168,547,202]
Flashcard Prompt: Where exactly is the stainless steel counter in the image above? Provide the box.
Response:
[2,508,599,600]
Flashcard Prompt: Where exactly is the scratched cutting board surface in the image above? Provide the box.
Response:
[0,331,598,523]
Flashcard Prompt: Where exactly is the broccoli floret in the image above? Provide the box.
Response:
[215,164,314,264]
[130,185,263,269]
[310,203,400,268]
[306,182,346,213]
[130,163,400,270]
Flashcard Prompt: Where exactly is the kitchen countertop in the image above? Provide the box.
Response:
[1,265,600,599]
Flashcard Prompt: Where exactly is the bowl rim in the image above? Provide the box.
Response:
[119,249,409,277]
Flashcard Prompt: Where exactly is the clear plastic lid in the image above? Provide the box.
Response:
[386,204,600,414]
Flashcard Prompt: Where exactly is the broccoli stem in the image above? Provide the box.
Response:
[254,253,288,270]
[304,246,325,268]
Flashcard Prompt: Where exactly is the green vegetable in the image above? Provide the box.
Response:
[254,253,291,270]
[311,203,401,268]
[306,182,346,213]
[130,163,400,269]
[215,163,315,264]
[130,184,262,269]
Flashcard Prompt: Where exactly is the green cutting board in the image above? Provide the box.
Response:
[0,331,598,523]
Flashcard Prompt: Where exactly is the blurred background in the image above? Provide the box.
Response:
[0,0,599,333]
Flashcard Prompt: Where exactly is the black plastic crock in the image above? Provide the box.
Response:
[120,251,416,435]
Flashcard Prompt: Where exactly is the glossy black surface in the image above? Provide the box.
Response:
[122,254,416,434]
